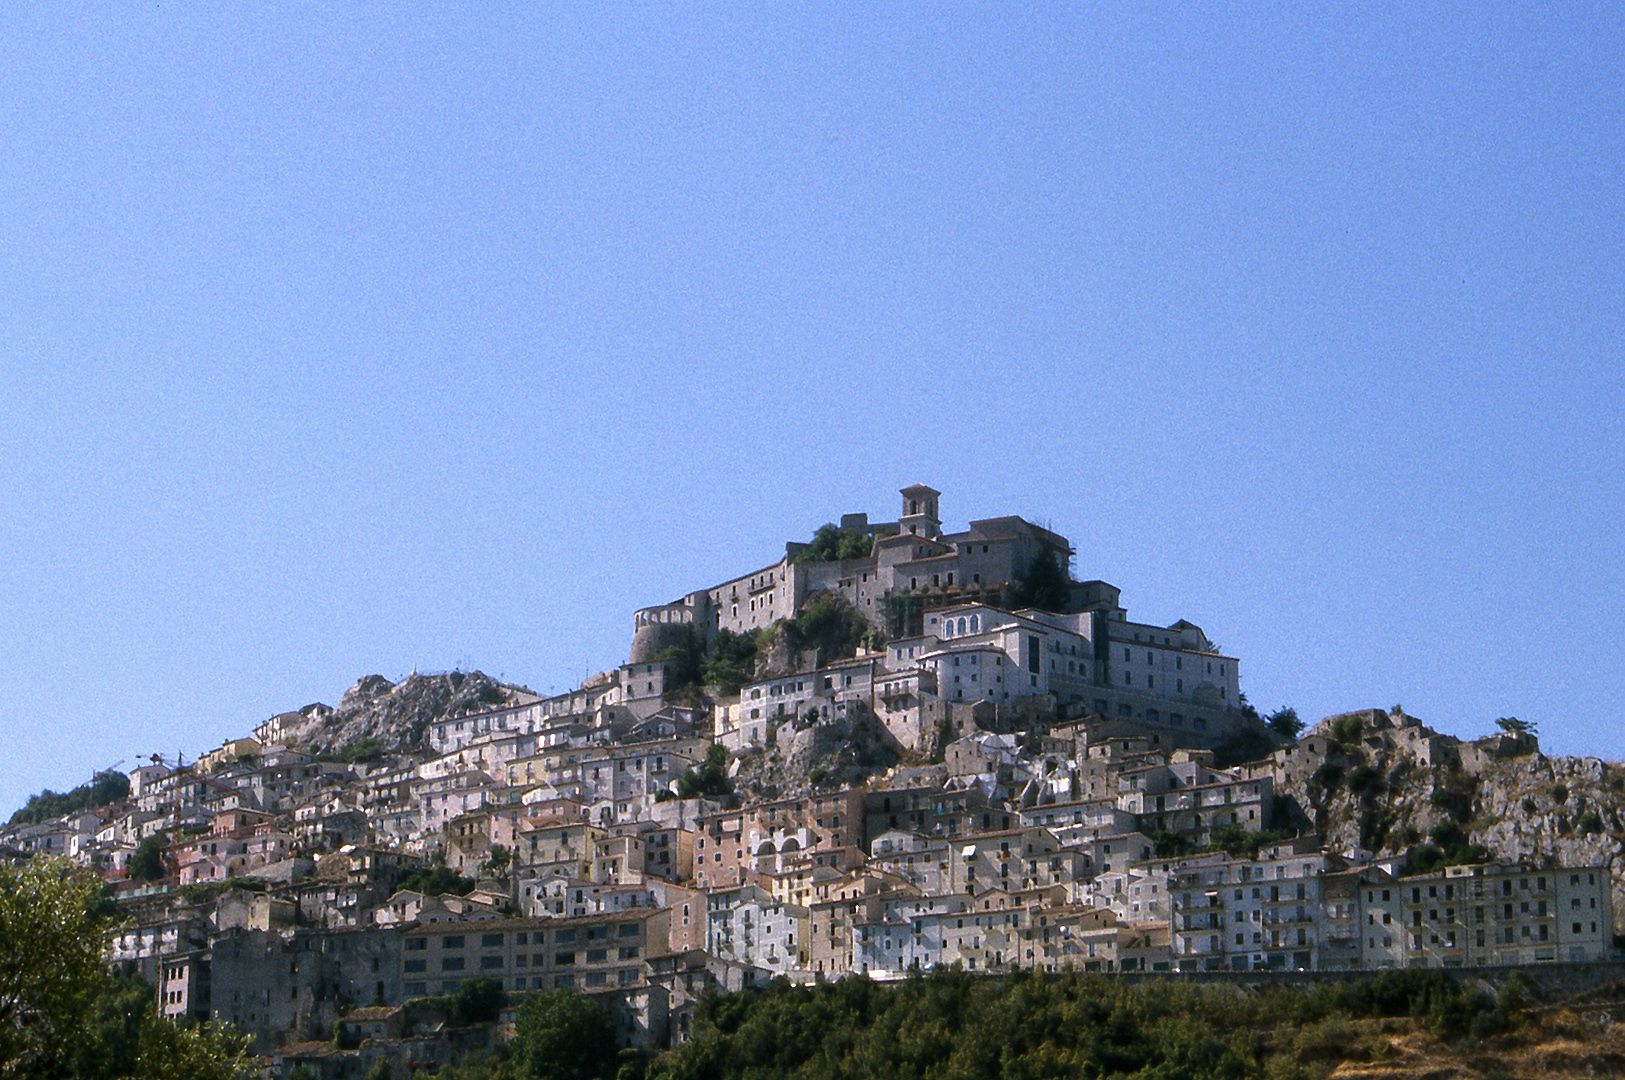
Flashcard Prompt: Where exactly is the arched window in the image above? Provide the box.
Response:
[969,615,979,633]
[957,617,967,635]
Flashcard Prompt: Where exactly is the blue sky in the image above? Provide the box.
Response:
[1,4,1620,815]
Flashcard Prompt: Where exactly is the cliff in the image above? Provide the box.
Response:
[274,671,535,756]
[1257,708,1625,931]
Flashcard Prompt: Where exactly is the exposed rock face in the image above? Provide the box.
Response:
[1258,709,1625,931]
[732,705,901,802]
[278,672,533,756]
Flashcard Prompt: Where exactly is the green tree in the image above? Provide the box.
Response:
[700,630,759,694]
[508,989,619,1080]
[1007,548,1072,612]
[8,771,131,828]
[1496,716,1536,737]
[795,524,873,564]
[0,857,249,1078]
[447,977,505,1025]
[676,745,731,800]
[1265,706,1304,740]
[129,833,170,883]
[395,865,477,897]
[649,628,705,692]
[786,595,870,659]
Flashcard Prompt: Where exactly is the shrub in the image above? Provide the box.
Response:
[1331,716,1363,744]
[1348,765,1382,797]
[9,771,131,827]
[787,594,870,659]
[795,524,873,563]
[701,630,760,694]
[1266,707,1304,740]
[676,745,731,800]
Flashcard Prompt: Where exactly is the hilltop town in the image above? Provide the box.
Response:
[4,485,1620,1076]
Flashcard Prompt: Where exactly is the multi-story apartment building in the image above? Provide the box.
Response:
[705,885,810,979]
[401,911,667,998]
[864,783,1002,841]
[1361,862,1615,969]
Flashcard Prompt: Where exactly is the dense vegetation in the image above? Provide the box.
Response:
[1006,548,1073,613]
[398,965,1539,1080]
[785,594,876,657]
[395,865,478,897]
[646,967,1527,1080]
[674,745,732,800]
[321,736,385,764]
[8,771,130,827]
[1147,824,1299,860]
[0,856,249,1077]
[795,524,876,563]
[654,594,875,698]
[652,628,767,696]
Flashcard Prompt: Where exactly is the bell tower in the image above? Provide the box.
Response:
[899,484,941,538]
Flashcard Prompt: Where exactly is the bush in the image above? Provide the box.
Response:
[9,771,131,827]
[1347,765,1383,797]
[1007,548,1072,613]
[787,594,870,659]
[676,745,731,800]
[328,736,385,763]
[1551,783,1568,805]
[795,524,873,564]
[1408,843,1446,874]
[130,833,170,883]
[409,977,505,1027]
[395,865,476,897]
[701,630,760,694]
[1577,811,1605,836]
[1266,707,1305,740]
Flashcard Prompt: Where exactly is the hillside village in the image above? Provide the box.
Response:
[4,484,1621,1077]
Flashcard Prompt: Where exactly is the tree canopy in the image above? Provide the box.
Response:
[0,856,249,1078]
[8,772,130,827]
[647,966,1521,1080]
[506,989,619,1080]
[395,865,477,898]
[794,524,873,563]
[1006,548,1072,613]
[1265,706,1304,740]
[675,745,731,800]
[786,594,874,658]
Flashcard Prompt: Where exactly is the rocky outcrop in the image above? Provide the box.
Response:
[1259,709,1625,932]
[280,671,534,756]
[731,704,901,801]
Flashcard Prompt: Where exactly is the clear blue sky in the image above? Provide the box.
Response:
[1,5,1620,815]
